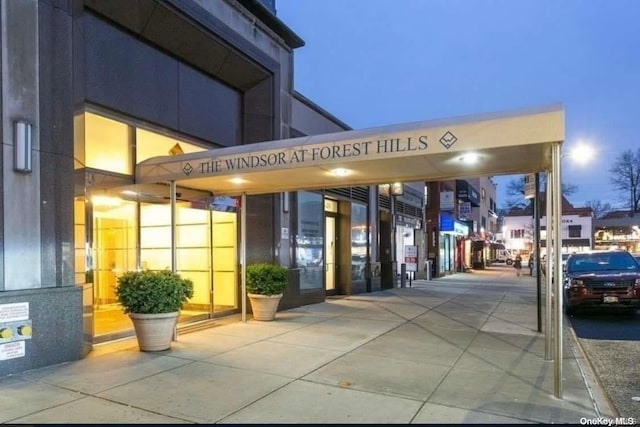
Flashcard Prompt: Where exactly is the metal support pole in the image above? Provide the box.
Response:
[170,180,177,341]
[552,142,563,399]
[170,181,177,273]
[241,193,247,323]
[391,194,397,287]
[535,172,542,332]
[545,171,553,361]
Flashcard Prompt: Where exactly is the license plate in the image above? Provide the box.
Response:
[603,296,619,303]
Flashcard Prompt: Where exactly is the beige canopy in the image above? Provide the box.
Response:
[136,104,564,194]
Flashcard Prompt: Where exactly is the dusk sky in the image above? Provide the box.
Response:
[276,0,640,209]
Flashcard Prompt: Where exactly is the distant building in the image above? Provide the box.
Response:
[502,194,593,257]
[593,211,640,253]
[424,176,497,275]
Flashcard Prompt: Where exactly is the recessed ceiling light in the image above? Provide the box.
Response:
[459,153,479,164]
[230,177,247,184]
[330,168,351,177]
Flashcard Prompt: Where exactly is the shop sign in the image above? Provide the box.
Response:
[440,191,454,211]
[439,213,454,231]
[404,245,418,272]
[458,202,471,220]
[524,173,536,199]
[396,214,422,229]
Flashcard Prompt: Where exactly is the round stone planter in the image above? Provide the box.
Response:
[129,311,179,351]
[248,293,283,321]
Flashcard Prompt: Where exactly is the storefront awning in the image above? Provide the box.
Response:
[136,105,564,195]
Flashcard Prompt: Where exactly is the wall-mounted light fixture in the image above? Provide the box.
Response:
[390,182,404,196]
[14,121,33,173]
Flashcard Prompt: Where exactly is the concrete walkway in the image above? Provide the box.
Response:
[0,265,616,424]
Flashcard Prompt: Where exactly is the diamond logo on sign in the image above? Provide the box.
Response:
[183,163,194,176]
[439,131,457,149]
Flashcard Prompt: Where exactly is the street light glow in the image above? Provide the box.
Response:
[566,142,595,165]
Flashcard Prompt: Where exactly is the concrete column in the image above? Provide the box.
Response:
[1,0,41,290]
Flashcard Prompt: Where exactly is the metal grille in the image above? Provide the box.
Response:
[325,187,369,204]
[379,194,390,211]
[325,188,351,200]
[351,186,369,204]
[397,202,422,218]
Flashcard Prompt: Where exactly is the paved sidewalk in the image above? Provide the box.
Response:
[0,266,616,424]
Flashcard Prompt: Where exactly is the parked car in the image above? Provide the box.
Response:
[563,250,640,315]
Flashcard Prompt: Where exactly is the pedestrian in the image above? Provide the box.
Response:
[514,253,523,277]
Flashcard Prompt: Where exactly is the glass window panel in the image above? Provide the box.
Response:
[141,204,170,226]
[297,191,323,290]
[211,211,237,311]
[136,128,206,163]
[141,226,170,248]
[351,203,367,280]
[74,113,86,170]
[212,212,237,246]
[177,224,209,247]
[213,247,236,271]
[213,271,237,307]
[85,112,132,174]
[180,271,211,306]
[177,248,210,271]
[177,206,209,224]
[140,248,171,270]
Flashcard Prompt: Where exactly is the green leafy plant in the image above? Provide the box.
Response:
[246,263,288,296]
[115,270,194,314]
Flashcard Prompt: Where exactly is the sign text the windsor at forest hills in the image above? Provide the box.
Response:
[197,135,429,174]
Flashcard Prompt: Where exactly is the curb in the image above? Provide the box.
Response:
[566,315,619,418]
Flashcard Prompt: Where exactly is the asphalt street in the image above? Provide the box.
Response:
[569,309,640,419]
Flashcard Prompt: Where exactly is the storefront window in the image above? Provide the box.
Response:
[351,203,367,280]
[296,191,323,290]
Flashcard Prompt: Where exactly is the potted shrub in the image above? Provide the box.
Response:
[115,269,193,351]
[246,262,288,321]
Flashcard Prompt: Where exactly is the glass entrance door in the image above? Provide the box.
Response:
[325,216,336,292]
[91,197,137,341]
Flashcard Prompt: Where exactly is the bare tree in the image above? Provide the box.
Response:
[609,149,640,214]
[584,200,612,219]
[502,174,578,208]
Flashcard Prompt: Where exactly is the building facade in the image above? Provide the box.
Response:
[0,0,427,377]
[423,177,497,276]
[593,211,640,253]
[502,194,593,258]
